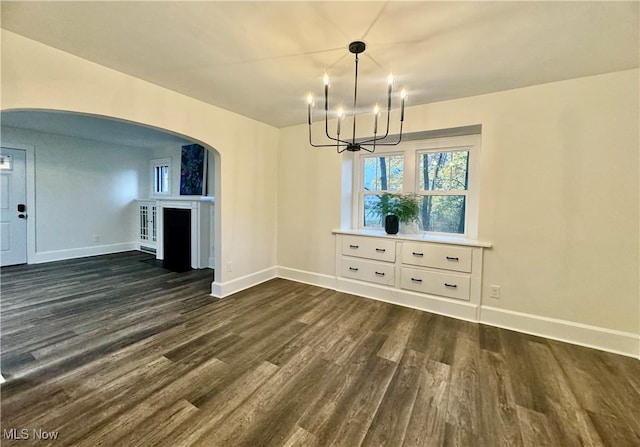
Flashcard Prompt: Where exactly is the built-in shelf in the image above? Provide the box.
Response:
[332,229,492,248]
[334,231,491,321]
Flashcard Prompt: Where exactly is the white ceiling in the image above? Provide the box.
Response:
[1,1,639,131]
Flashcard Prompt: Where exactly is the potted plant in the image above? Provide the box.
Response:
[371,192,420,234]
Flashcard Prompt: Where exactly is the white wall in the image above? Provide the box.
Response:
[278,69,640,347]
[1,30,280,289]
[1,125,149,258]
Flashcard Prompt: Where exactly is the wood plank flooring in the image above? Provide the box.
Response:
[1,251,639,446]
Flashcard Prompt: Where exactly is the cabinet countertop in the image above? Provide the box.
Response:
[333,229,492,248]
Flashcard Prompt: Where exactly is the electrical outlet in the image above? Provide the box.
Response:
[226,261,232,272]
[489,285,501,299]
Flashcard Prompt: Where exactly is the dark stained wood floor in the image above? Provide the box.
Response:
[1,251,639,447]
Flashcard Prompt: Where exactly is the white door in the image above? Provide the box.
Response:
[1,148,28,266]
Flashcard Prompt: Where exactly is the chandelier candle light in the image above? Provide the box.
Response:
[307,41,407,153]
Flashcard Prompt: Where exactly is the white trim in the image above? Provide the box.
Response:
[276,266,337,290]
[150,157,172,197]
[31,242,138,264]
[0,373,5,384]
[480,305,640,359]
[155,198,213,269]
[211,266,277,298]
[353,134,481,239]
[238,264,640,359]
[335,276,480,322]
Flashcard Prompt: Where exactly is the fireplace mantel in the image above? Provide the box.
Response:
[154,196,215,203]
[154,196,214,269]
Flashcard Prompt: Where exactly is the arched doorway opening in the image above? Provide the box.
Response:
[0,109,222,282]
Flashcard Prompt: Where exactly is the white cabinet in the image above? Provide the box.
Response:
[400,267,471,300]
[137,200,157,251]
[341,235,396,262]
[339,235,396,287]
[335,231,490,321]
[341,257,395,286]
[401,242,472,273]
[399,242,473,300]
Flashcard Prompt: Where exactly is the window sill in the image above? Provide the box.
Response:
[332,228,492,248]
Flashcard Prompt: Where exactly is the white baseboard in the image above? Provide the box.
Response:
[277,266,337,290]
[31,242,138,264]
[271,267,640,359]
[211,266,278,298]
[480,306,640,359]
[0,373,4,384]
[335,277,479,322]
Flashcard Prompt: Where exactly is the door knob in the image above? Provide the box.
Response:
[18,214,27,219]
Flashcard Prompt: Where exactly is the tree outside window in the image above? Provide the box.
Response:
[357,135,479,237]
[418,150,469,234]
[362,155,403,227]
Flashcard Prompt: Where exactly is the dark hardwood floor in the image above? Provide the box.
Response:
[1,251,639,446]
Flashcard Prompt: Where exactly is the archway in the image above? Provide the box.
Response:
[0,109,222,282]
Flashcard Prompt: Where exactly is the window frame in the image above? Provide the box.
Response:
[151,158,171,197]
[354,134,481,238]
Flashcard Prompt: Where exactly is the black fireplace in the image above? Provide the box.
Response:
[163,208,191,272]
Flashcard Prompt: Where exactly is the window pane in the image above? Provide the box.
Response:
[419,151,469,191]
[154,164,170,194]
[363,195,383,228]
[419,195,466,234]
[363,155,403,191]
[155,166,161,192]
[161,166,169,193]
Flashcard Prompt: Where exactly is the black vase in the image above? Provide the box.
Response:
[384,215,399,235]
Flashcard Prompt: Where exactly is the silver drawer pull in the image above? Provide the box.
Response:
[349,244,359,249]
[446,256,459,261]
[412,252,424,257]
[444,283,458,288]
[349,267,359,271]
[374,271,385,276]
[411,277,423,283]
[375,248,386,253]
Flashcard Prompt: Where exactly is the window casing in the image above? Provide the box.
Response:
[354,135,480,238]
[151,158,171,196]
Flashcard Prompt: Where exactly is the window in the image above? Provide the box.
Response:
[151,158,171,196]
[417,150,469,234]
[362,155,403,227]
[356,135,480,237]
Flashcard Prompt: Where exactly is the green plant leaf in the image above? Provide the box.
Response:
[370,192,420,224]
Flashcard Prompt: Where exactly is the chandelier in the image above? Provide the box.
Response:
[307,41,406,153]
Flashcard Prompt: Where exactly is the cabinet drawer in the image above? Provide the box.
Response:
[341,236,396,262]
[341,257,395,286]
[402,242,472,273]
[400,267,470,301]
